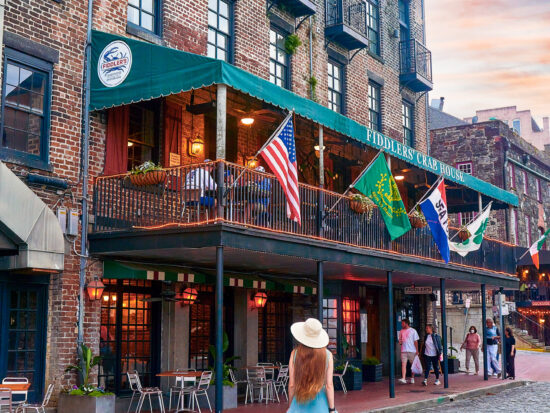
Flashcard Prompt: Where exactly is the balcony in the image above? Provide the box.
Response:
[325,0,369,50]
[92,160,516,277]
[399,39,433,92]
[271,0,316,17]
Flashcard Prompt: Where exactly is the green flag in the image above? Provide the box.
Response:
[354,153,411,240]
[449,202,492,257]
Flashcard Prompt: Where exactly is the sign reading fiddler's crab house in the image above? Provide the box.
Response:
[98,40,132,88]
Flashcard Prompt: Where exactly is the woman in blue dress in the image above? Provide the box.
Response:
[287,318,336,413]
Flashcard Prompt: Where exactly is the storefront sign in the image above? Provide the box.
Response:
[98,40,132,87]
[404,286,432,295]
[533,301,550,307]
[169,152,181,166]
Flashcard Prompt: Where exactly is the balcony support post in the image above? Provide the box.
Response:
[318,125,325,237]
[215,245,224,413]
[216,84,227,160]
[440,278,449,388]
[499,288,506,379]
[317,261,324,322]
[387,270,395,398]
[481,283,489,380]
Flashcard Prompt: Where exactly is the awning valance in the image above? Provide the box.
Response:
[90,30,518,207]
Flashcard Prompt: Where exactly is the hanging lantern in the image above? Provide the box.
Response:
[188,135,204,157]
[87,277,105,301]
[314,145,325,159]
[180,287,198,305]
[253,291,268,309]
[246,156,259,169]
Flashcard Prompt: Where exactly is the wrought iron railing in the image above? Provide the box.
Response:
[399,39,432,82]
[92,160,516,275]
[325,0,366,35]
[507,310,550,347]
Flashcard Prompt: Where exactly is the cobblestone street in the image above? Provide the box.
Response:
[419,381,550,412]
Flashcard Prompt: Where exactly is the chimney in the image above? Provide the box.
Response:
[438,97,445,111]
[544,117,549,137]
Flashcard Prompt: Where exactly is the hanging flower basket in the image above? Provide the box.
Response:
[127,161,167,186]
[409,210,427,229]
[349,194,375,221]
[458,227,471,241]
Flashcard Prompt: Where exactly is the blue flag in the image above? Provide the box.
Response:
[420,179,450,263]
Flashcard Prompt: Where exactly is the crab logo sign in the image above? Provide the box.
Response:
[98,41,132,87]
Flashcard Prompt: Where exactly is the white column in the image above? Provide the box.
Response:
[318,125,324,187]
[216,84,227,159]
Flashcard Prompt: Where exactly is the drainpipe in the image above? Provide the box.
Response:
[502,137,511,242]
[0,0,5,86]
[421,0,430,155]
[77,0,94,359]
[309,16,313,99]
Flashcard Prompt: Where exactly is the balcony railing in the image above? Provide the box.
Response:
[92,160,516,275]
[399,39,433,92]
[325,0,368,49]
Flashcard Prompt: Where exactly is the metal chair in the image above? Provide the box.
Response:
[333,361,349,394]
[1,379,28,407]
[272,365,289,402]
[246,367,275,405]
[256,363,275,381]
[0,388,12,413]
[179,370,212,413]
[15,383,54,413]
[126,371,165,413]
[169,369,196,412]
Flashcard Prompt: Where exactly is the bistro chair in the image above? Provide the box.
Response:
[179,370,212,413]
[1,379,28,407]
[181,188,203,223]
[0,388,12,413]
[333,361,348,394]
[246,367,275,405]
[256,362,275,381]
[15,383,54,413]
[126,371,165,413]
[168,368,196,412]
[272,365,289,402]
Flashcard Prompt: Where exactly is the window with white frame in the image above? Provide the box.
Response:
[536,178,542,202]
[207,0,231,62]
[510,209,518,245]
[522,170,528,194]
[508,163,516,188]
[368,81,381,131]
[512,119,521,135]
[269,27,289,89]
[127,0,160,34]
[327,60,343,113]
[402,100,414,147]
[457,162,472,175]
[526,216,531,246]
[459,211,476,226]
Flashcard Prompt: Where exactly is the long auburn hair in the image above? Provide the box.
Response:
[293,343,327,403]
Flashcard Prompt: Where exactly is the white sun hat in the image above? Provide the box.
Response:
[290,318,329,349]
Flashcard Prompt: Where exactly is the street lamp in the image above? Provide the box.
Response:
[252,291,268,309]
[86,277,105,301]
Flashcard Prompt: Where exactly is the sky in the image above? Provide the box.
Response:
[425,0,550,125]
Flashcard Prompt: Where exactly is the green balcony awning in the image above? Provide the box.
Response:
[90,30,518,207]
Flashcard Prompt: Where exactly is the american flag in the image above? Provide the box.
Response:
[260,114,301,224]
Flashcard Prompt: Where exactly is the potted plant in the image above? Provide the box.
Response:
[334,360,362,391]
[58,344,115,413]
[349,194,375,220]
[457,226,471,241]
[362,357,383,382]
[203,332,240,410]
[127,160,167,186]
[446,346,460,374]
[409,209,427,229]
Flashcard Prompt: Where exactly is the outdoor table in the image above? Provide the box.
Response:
[0,382,30,407]
[157,372,203,412]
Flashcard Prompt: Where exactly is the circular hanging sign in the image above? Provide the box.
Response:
[97,40,132,88]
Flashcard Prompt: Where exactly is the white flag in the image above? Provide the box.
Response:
[449,202,492,257]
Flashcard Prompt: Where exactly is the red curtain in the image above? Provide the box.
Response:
[104,106,129,175]
[163,102,182,167]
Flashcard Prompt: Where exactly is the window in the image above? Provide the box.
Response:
[512,119,521,135]
[457,162,472,175]
[510,209,518,245]
[459,211,476,226]
[322,298,338,354]
[398,0,410,41]
[522,170,528,194]
[327,60,343,113]
[368,81,381,131]
[536,178,542,202]
[366,0,380,55]
[526,216,531,246]
[127,105,157,170]
[127,0,159,34]
[342,298,359,359]
[1,49,52,169]
[402,101,414,147]
[258,297,291,363]
[269,28,289,89]
[508,163,516,188]
[207,0,231,62]
[189,285,214,371]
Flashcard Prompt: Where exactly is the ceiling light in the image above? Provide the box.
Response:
[241,117,254,126]
[127,141,134,147]
[395,175,405,181]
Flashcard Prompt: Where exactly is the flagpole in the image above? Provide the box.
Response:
[518,248,531,261]
[448,201,492,242]
[323,149,384,217]
[407,174,444,215]
[224,111,293,197]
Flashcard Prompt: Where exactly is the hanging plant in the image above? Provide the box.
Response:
[409,208,427,229]
[350,194,375,221]
[308,76,318,101]
[457,226,471,241]
[285,34,302,55]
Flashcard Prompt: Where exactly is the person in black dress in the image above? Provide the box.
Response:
[504,327,516,379]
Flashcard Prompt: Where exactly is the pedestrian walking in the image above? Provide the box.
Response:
[484,318,501,377]
[460,325,481,375]
[504,327,516,379]
[287,318,337,413]
[421,324,443,386]
[398,318,419,384]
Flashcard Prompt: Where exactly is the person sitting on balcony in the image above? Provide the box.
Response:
[249,166,271,226]
[184,159,217,208]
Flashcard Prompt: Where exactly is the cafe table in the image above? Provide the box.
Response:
[156,371,203,412]
[0,382,30,407]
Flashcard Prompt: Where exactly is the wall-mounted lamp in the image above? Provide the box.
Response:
[241,117,255,126]
[314,145,325,159]
[252,291,268,309]
[246,156,259,169]
[188,135,204,157]
[180,287,199,306]
[86,277,105,301]
[127,141,134,147]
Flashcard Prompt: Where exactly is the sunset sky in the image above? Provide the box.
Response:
[425,0,550,125]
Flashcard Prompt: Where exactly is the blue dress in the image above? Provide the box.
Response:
[287,349,330,413]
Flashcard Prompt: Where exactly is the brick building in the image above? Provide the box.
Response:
[0,0,522,409]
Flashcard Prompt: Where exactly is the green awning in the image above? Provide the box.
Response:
[103,260,208,283]
[91,30,518,207]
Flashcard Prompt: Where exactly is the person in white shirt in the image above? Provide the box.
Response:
[398,318,419,384]
[184,159,217,207]
[421,324,443,386]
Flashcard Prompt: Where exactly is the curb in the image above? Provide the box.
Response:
[365,380,529,413]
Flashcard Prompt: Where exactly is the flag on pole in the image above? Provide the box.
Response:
[354,153,411,240]
[259,114,301,225]
[529,228,550,269]
[420,179,450,263]
[449,202,492,257]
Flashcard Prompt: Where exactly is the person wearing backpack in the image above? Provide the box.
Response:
[420,324,443,386]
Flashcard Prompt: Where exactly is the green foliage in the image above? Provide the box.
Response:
[68,389,114,397]
[307,76,318,101]
[284,34,302,55]
[209,332,240,387]
[362,357,381,366]
[65,344,102,388]
[129,160,163,175]
[334,362,361,373]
